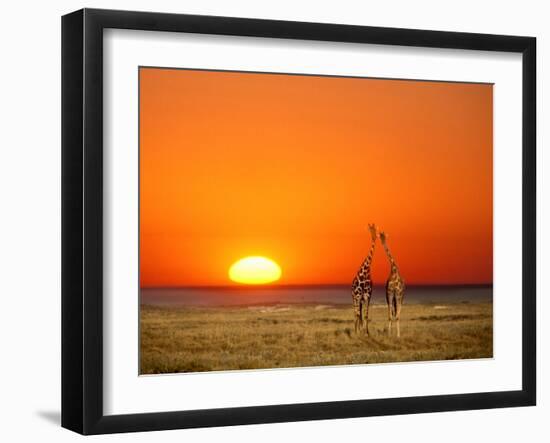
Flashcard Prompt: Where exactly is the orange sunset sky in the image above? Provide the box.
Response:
[139,68,492,287]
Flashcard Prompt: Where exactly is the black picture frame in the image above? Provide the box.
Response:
[62,8,536,435]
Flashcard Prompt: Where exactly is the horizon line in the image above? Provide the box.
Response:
[141,282,493,290]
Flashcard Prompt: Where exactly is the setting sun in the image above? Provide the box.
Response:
[228,256,282,285]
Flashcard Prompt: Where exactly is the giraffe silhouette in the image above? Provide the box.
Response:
[351,224,378,335]
[380,231,405,337]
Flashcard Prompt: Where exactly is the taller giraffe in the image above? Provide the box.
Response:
[351,224,378,335]
[379,231,405,337]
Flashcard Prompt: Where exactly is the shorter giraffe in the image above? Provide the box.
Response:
[351,224,378,335]
[379,231,405,337]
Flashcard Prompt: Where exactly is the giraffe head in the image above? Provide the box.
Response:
[379,231,387,245]
[368,223,378,242]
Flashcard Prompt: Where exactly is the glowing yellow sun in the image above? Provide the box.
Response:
[228,256,282,285]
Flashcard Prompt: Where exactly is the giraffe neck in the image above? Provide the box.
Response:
[382,241,399,273]
[361,239,376,271]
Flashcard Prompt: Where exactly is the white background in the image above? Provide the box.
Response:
[0,0,546,441]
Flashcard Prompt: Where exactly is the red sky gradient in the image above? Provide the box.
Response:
[139,68,493,287]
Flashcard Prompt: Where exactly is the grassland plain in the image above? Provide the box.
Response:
[140,301,493,374]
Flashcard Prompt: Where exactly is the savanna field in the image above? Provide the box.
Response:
[140,301,493,374]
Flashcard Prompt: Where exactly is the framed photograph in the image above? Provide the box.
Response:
[61,8,536,435]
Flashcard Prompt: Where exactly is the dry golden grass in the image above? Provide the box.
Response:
[140,302,492,374]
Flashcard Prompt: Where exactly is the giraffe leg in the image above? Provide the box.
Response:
[395,298,402,338]
[364,297,370,336]
[387,295,393,336]
[355,301,364,333]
